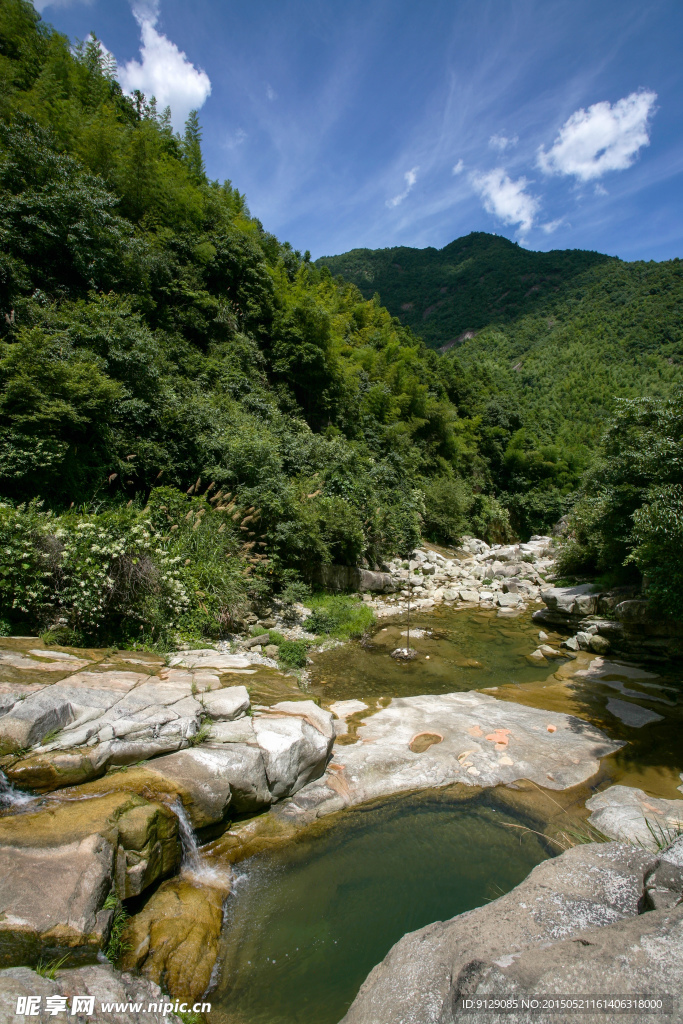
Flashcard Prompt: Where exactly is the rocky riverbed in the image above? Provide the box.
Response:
[0,544,681,1022]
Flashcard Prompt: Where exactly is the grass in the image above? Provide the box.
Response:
[103,892,129,965]
[35,954,70,979]
[187,722,211,747]
[306,592,375,641]
[641,817,683,851]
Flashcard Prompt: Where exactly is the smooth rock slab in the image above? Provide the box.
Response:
[201,685,250,720]
[341,842,657,1024]
[605,696,664,728]
[587,785,683,849]
[283,691,621,819]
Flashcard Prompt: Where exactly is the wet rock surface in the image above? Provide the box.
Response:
[341,841,683,1024]
[120,877,227,1005]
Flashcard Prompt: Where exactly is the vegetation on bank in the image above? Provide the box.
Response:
[0,0,681,641]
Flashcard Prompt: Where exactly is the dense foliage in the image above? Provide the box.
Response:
[0,0,500,639]
[556,392,683,619]
[317,233,611,350]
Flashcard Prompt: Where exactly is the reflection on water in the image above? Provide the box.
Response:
[211,791,550,1024]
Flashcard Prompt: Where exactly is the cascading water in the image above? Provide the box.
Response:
[0,770,36,811]
[171,799,231,889]
[172,798,202,874]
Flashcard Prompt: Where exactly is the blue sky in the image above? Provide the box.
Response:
[34,0,683,261]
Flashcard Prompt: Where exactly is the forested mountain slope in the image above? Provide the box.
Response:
[317,233,613,349]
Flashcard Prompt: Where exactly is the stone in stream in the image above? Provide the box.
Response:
[587,785,683,849]
[340,842,681,1024]
[120,877,226,1005]
[605,696,664,728]
[277,691,621,821]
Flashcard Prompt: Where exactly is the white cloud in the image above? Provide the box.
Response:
[594,183,608,196]
[225,127,247,149]
[470,167,539,234]
[537,90,657,181]
[266,85,277,101]
[541,218,563,234]
[386,166,419,208]
[452,159,464,175]
[489,133,518,152]
[33,0,92,11]
[117,0,211,130]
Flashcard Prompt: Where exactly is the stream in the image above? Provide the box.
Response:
[209,605,683,1023]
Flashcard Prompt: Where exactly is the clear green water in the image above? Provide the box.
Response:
[308,606,566,702]
[212,791,550,1024]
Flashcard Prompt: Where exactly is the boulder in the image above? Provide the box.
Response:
[496,593,519,608]
[0,689,75,753]
[120,878,226,1004]
[587,785,683,849]
[201,685,250,720]
[341,842,659,1024]
[0,963,183,1024]
[0,834,114,967]
[540,583,599,619]
[458,589,480,603]
[0,791,179,903]
[252,713,333,800]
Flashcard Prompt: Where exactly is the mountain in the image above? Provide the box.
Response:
[317,233,613,349]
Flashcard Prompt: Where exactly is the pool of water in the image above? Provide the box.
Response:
[211,791,550,1024]
[308,606,566,703]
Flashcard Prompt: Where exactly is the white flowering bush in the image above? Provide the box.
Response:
[0,503,189,640]
[55,509,189,634]
[0,500,56,619]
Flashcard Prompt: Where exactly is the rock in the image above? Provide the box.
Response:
[540,583,599,618]
[280,691,621,821]
[561,636,580,651]
[201,685,249,720]
[252,713,333,800]
[0,791,179,904]
[341,842,657,1024]
[496,593,519,608]
[243,633,269,648]
[0,834,114,967]
[458,589,480,603]
[605,697,664,728]
[589,633,611,654]
[315,565,395,593]
[587,785,683,848]
[264,644,279,659]
[167,650,253,670]
[451,906,683,1022]
[0,689,75,753]
[502,580,518,593]
[0,963,184,1024]
[528,649,546,663]
[537,644,565,660]
[134,749,235,826]
[120,877,226,1005]
[539,631,549,642]
[5,749,104,792]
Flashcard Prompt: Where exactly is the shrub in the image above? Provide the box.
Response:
[277,638,309,668]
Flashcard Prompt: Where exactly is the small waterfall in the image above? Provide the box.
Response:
[0,770,36,811]
[171,799,231,889]
[172,798,202,873]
